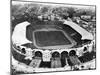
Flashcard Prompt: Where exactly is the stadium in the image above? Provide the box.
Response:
[11,1,96,74]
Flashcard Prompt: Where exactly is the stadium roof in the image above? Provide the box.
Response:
[63,20,93,40]
[12,21,32,45]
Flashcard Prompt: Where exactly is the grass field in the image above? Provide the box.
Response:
[35,31,71,46]
[33,29,76,49]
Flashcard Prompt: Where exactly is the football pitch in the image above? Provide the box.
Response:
[33,29,76,49]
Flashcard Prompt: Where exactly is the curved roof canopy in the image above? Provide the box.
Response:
[12,21,32,45]
[63,20,93,40]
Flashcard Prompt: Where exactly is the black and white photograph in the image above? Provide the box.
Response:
[11,0,96,74]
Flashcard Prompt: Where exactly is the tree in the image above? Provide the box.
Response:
[67,7,76,18]
[40,6,49,14]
